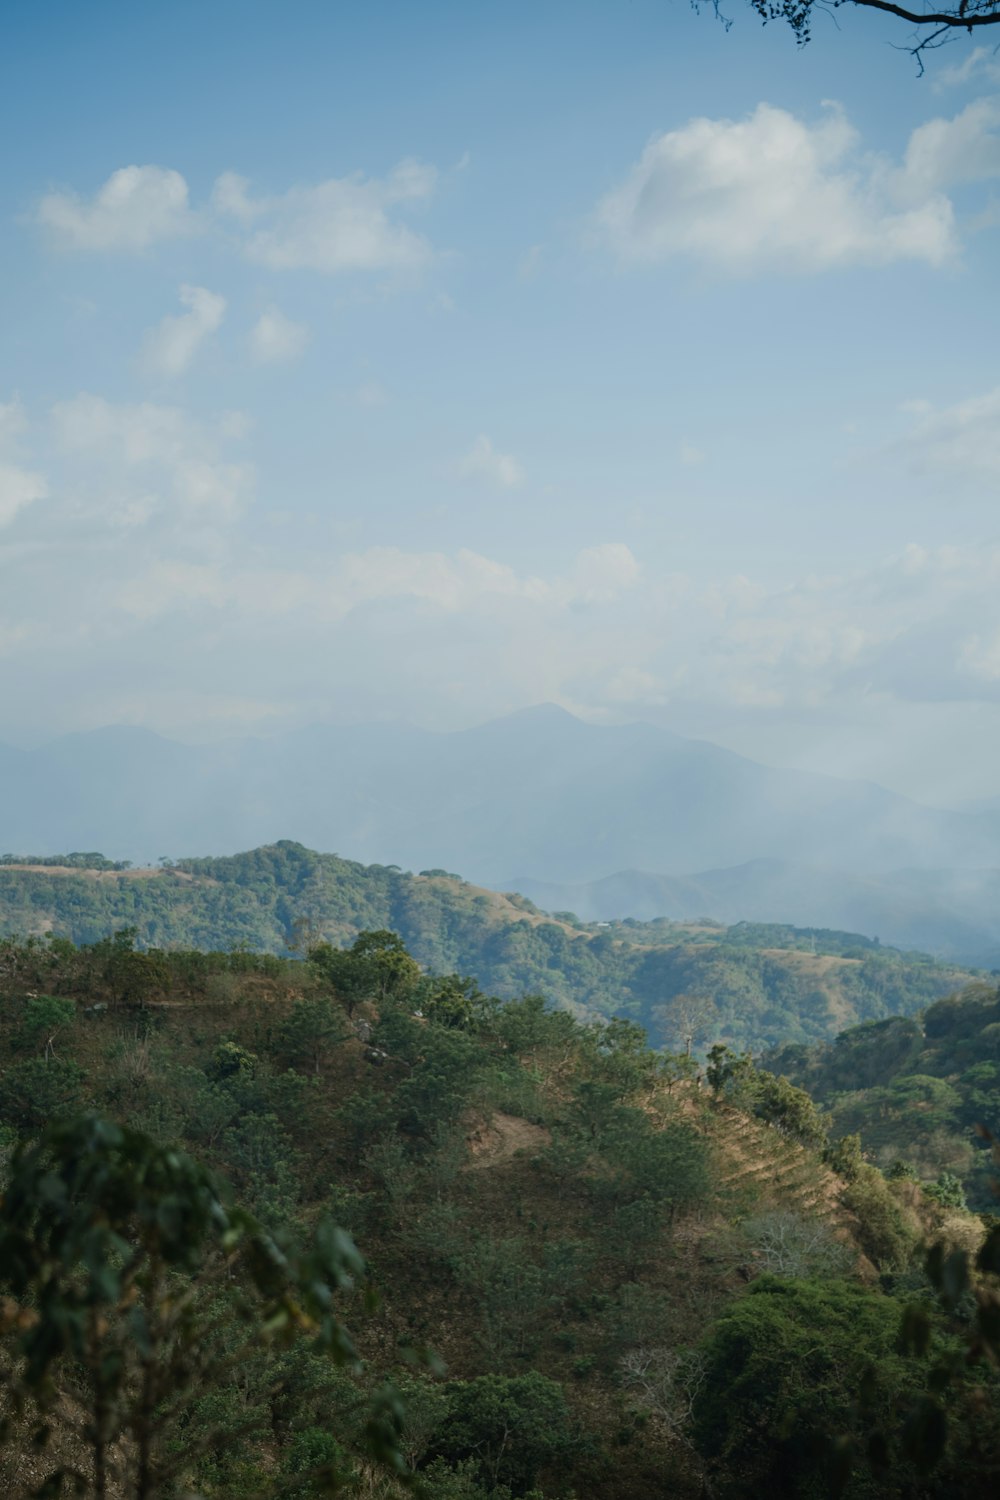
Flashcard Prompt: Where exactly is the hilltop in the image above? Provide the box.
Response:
[0,841,976,1053]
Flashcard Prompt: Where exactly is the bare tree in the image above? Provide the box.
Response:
[741,1209,855,1278]
[619,1346,709,1445]
[656,992,717,1058]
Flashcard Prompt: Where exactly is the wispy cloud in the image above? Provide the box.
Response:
[212,159,438,273]
[51,393,253,526]
[456,434,524,489]
[933,46,1000,92]
[896,385,1000,484]
[141,285,226,378]
[249,307,311,364]
[0,396,47,527]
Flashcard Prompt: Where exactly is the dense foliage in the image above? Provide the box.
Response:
[0,842,974,1053]
[0,851,132,869]
[769,981,1000,1210]
[0,928,998,1497]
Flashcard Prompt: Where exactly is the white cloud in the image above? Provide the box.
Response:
[898,97,1000,196]
[212,159,438,273]
[51,393,253,524]
[249,306,310,364]
[934,47,1000,92]
[334,546,522,615]
[37,165,196,251]
[117,541,640,624]
[141,285,226,378]
[457,435,524,489]
[0,397,28,447]
[0,396,46,527]
[958,628,1000,682]
[210,171,259,223]
[679,443,705,467]
[597,101,967,274]
[0,463,47,527]
[899,386,1000,483]
[117,562,233,618]
[566,543,641,604]
[33,158,442,274]
[8,379,1000,755]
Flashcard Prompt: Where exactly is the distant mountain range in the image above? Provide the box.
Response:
[515,860,1000,968]
[3,704,1000,959]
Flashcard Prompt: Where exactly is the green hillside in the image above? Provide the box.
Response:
[0,931,997,1498]
[0,842,976,1053]
[769,981,1000,1211]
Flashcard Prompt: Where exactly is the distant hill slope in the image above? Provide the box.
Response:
[3,706,1000,887]
[767,982,1000,1210]
[0,841,975,1052]
[515,860,1000,967]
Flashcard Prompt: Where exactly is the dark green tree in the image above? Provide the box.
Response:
[279,994,351,1074]
[310,929,420,1016]
[694,1277,923,1498]
[428,1371,581,1495]
[0,1114,406,1500]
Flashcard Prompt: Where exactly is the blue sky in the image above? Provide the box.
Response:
[2,0,1000,806]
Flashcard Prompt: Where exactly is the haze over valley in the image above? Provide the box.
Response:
[6,704,1000,961]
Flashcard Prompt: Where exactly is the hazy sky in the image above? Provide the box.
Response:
[2,0,1000,806]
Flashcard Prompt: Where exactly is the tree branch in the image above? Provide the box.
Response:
[844,0,1000,25]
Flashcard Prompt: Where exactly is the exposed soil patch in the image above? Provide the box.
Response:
[465,1110,551,1168]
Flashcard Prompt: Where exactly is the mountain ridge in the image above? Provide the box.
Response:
[4,708,1000,888]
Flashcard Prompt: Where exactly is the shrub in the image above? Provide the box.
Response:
[427,1372,582,1495]
[842,1165,920,1272]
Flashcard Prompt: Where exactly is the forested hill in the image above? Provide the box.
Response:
[0,841,976,1052]
[1,934,995,1497]
[767,982,1000,1211]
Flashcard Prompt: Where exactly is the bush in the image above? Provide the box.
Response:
[842,1165,920,1272]
[924,1171,967,1211]
[15,995,75,1051]
[694,1277,923,1498]
[825,1132,864,1182]
[0,1056,85,1129]
[427,1372,582,1495]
